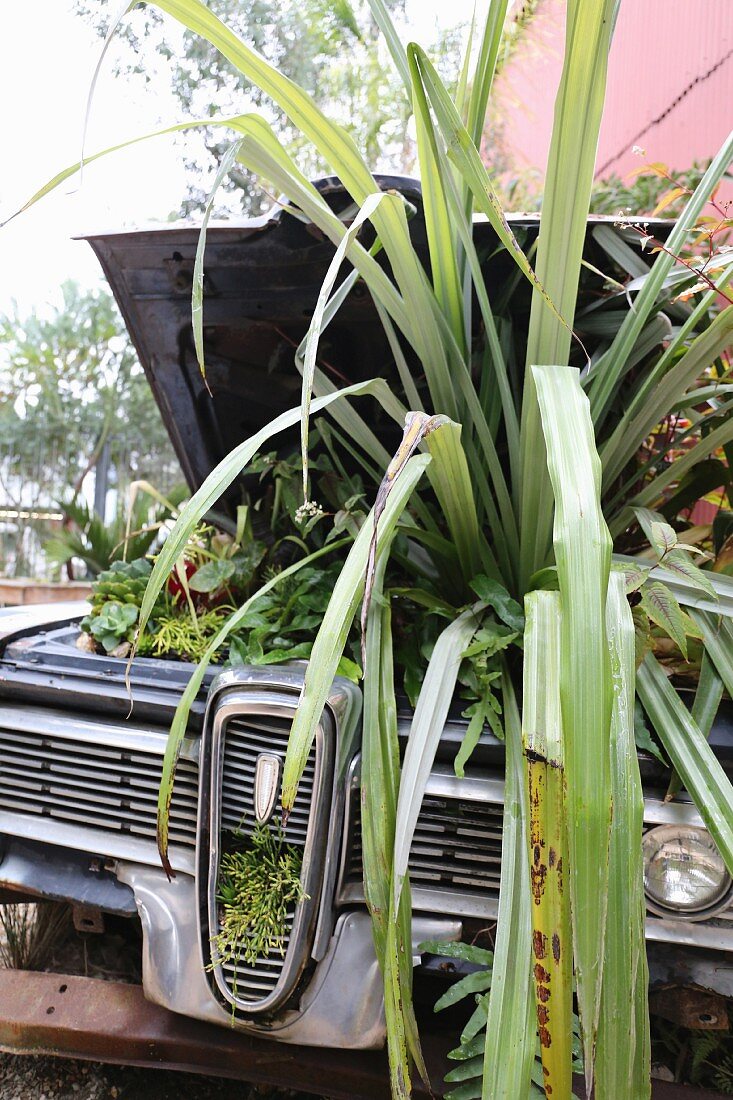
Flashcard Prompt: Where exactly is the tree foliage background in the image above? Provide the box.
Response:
[75,0,465,215]
[0,282,179,576]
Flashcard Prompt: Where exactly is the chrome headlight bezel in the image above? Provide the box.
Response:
[642,824,733,921]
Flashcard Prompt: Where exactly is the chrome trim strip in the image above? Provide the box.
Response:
[419,763,505,805]
[645,918,733,952]
[409,762,706,827]
[642,796,704,828]
[0,703,199,763]
[0,810,194,876]
[0,602,88,648]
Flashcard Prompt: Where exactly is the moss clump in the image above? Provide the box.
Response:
[149,607,233,662]
[211,824,306,970]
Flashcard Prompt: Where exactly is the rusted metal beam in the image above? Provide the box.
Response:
[0,970,396,1099]
[0,970,728,1100]
[651,986,729,1030]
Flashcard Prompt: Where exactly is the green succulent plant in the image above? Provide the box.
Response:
[82,601,139,653]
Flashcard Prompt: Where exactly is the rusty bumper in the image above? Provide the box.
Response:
[0,970,727,1100]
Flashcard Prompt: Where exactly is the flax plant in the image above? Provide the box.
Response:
[12,0,733,1096]
[522,590,572,1099]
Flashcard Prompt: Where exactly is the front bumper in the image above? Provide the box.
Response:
[116,858,459,1048]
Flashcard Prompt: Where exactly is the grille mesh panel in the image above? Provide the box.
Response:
[0,724,197,848]
[213,713,316,1005]
[348,794,503,897]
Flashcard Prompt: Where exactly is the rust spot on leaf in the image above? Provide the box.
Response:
[539,1025,552,1048]
[535,963,551,983]
[549,847,556,868]
[533,930,547,959]
[530,861,547,906]
[537,984,551,1003]
[537,1005,550,1026]
[552,933,561,963]
[526,747,547,765]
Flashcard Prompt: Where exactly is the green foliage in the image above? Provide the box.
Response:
[1,281,181,579]
[590,160,717,217]
[88,557,155,609]
[82,557,168,653]
[653,1020,733,1095]
[0,281,177,504]
[83,601,139,653]
[211,823,305,969]
[227,561,361,673]
[79,446,374,668]
[454,620,516,774]
[419,939,583,1100]
[149,606,235,662]
[45,487,186,578]
[187,558,235,593]
[19,1,733,1096]
[623,511,719,666]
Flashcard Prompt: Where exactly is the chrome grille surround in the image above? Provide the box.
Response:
[338,756,733,951]
[198,667,361,1019]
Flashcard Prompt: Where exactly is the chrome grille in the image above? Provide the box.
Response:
[0,715,197,850]
[410,796,502,891]
[214,713,317,1005]
[220,925,297,999]
[221,715,315,846]
[347,795,502,899]
[199,672,346,1020]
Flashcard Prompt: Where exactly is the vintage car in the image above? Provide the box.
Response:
[1,178,731,1096]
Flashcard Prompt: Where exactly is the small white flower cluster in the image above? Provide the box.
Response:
[295,499,323,525]
[632,145,646,156]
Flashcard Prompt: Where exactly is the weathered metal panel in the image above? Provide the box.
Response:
[0,970,394,1099]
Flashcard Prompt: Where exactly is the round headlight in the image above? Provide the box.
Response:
[643,825,731,918]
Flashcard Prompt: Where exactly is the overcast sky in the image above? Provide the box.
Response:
[0,0,479,316]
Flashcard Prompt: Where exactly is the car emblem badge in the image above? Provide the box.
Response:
[254,753,282,824]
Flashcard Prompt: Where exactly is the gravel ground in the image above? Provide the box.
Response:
[0,1054,326,1100]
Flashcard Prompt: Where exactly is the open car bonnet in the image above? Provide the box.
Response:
[83,176,430,508]
[83,174,666,513]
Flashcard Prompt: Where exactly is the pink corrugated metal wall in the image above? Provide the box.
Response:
[491,0,733,192]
